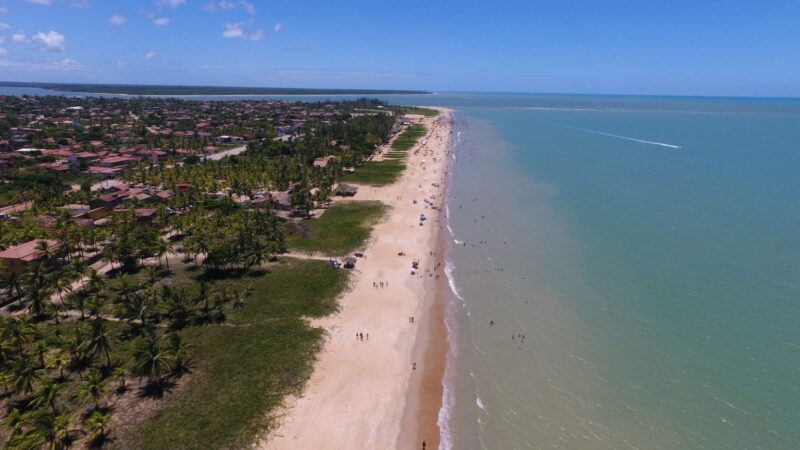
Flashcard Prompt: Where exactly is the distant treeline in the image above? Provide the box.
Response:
[0,81,431,96]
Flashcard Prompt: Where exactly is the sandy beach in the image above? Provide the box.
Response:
[262,109,453,449]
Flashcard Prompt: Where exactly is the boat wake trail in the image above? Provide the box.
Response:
[560,124,682,149]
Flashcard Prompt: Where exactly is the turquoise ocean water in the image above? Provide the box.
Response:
[436,94,800,449]
[4,87,798,448]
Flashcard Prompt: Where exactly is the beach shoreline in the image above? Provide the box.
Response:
[261,108,453,449]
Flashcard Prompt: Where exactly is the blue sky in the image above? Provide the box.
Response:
[0,0,799,96]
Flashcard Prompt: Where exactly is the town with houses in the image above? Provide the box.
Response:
[0,92,436,448]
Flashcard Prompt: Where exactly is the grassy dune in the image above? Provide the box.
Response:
[126,259,349,450]
[341,124,427,186]
[284,201,388,256]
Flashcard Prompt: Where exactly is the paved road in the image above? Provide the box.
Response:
[205,144,247,161]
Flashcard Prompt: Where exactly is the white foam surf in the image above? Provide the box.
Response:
[443,261,465,301]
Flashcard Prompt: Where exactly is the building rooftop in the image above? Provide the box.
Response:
[0,239,58,262]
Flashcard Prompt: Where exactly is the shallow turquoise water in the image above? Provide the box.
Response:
[437,95,800,449]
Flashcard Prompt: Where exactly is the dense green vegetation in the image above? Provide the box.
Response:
[391,124,428,151]
[400,107,440,117]
[127,259,348,449]
[340,124,426,186]
[339,159,406,186]
[284,201,388,256]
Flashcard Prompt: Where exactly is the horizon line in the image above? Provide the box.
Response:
[2,80,800,100]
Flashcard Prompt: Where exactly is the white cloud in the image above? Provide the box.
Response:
[32,30,66,51]
[222,22,245,39]
[203,0,254,14]
[12,32,28,43]
[24,0,52,5]
[0,37,4,44]
[0,48,8,57]
[109,15,127,26]
[0,22,9,31]
[144,50,157,60]
[115,59,127,68]
[54,57,78,66]
[240,0,255,15]
[249,29,263,41]
[157,0,185,8]
[152,17,170,26]
[0,6,8,14]
[273,22,283,32]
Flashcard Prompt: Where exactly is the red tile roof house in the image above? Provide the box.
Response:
[313,156,335,168]
[0,239,59,274]
[85,166,124,178]
[155,190,174,201]
[98,155,139,168]
[112,208,158,225]
[73,152,99,163]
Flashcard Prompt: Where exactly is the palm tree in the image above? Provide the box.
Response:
[66,324,90,380]
[67,259,88,291]
[84,410,109,443]
[9,410,82,450]
[2,408,27,440]
[86,269,106,294]
[86,295,103,320]
[0,337,13,366]
[84,319,115,367]
[0,271,24,302]
[9,354,43,395]
[112,366,128,390]
[22,262,49,292]
[48,352,69,381]
[156,239,172,270]
[34,340,49,368]
[132,336,174,385]
[79,371,107,410]
[113,274,139,305]
[232,287,252,310]
[168,333,193,375]
[3,317,37,354]
[196,281,212,323]
[67,293,87,320]
[163,286,192,330]
[144,265,159,284]
[24,286,51,318]
[52,270,73,305]
[30,380,63,412]
[35,240,55,261]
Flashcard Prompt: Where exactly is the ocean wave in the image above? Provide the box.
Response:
[444,261,465,301]
[476,396,486,410]
[438,273,460,450]
[438,379,455,450]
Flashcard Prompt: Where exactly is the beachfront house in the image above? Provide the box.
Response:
[0,239,59,274]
